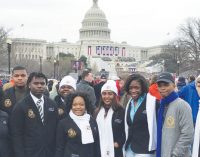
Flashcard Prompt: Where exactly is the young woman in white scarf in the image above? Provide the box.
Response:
[124,74,158,157]
[94,80,125,157]
[55,92,101,157]
[192,105,200,157]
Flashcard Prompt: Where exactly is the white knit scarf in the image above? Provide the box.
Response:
[69,110,94,144]
[195,76,200,97]
[96,107,114,157]
[192,102,200,157]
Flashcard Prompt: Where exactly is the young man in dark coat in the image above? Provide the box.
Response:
[1,66,28,157]
[76,68,96,111]
[94,74,107,107]
[1,66,28,115]
[54,75,76,120]
[10,72,59,157]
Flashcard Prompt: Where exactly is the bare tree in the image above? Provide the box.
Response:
[178,18,200,68]
[42,53,76,80]
[0,27,11,69]
[0,27,10,53]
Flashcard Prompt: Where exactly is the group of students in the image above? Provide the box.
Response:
[0,65,198,157]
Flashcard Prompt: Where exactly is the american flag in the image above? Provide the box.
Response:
[110,46,114,56]
[114,47,119,56]
[88,46,92,56]
[102,46,106,55]
[106,46,110,56]
[122,47,126,57]
[96,46,101,55]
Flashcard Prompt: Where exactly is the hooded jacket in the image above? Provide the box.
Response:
[178,81,199,123]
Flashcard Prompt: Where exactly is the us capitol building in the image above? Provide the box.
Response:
[11,0,165,74]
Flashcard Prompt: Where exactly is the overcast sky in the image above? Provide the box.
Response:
[1,0,200,47]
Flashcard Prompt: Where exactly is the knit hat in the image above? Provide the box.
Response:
[177,76,186,84]
[59,76,76,90]
[101,80,118,95]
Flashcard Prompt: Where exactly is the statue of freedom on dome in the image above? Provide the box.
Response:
[93,0,98,4]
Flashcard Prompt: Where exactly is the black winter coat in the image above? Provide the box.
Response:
[0,110,10,157]
[112,107,126,157]
[55,116,101,157]
[1,87,28,115]
[10,94,59,157]
[125,96,159,154]
[95,106,125,157]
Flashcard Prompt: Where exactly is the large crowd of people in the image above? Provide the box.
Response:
[0,65,199,157]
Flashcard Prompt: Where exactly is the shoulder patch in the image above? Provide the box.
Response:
[28,109,36,119]
[68,128,77,138]
[58,108,64,115]
[4,99,12,108]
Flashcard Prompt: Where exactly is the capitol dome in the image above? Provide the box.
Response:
[79,0,111,42]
